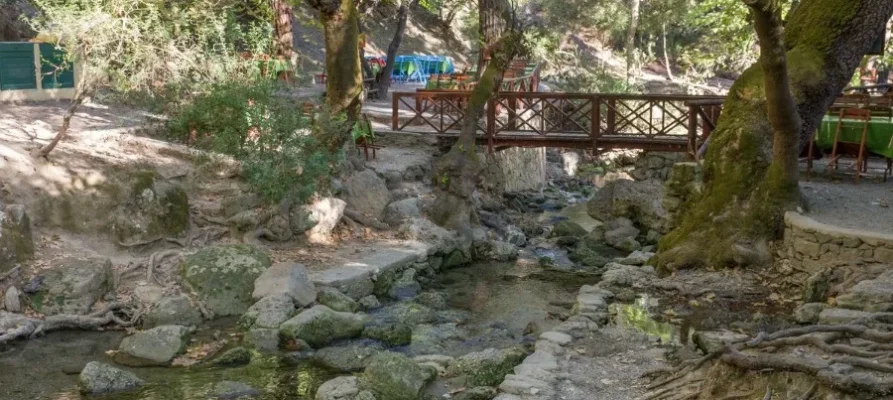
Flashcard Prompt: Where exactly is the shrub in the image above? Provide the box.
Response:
[167,81,335,204]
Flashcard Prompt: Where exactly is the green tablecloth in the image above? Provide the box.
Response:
[818,116,893,158]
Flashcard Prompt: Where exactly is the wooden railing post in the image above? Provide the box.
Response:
[688,103,699,160]
[591,95,600,152]
[487,96,496,154]
[392,93,399,131]
[606,98,616,134]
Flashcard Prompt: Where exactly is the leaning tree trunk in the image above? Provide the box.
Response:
[661,22,674,81]
[477,0,508,75]
[377,0,418,98]
[428,0,518,231]
[307,0,364,150]
[657,0,893,270]
[271,0,296,80]
[625,0,641,83]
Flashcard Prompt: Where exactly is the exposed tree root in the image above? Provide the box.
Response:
[0,302,131,344]
[645,323,893,399]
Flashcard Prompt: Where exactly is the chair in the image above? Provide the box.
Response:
[827,108,871,183]
[355,114,382,161]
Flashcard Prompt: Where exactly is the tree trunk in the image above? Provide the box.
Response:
[377,0,417,98]
[271,0,296,80]
[662,22,674,81]
[625,0,641,83]
[307,0,364,150]
[477,0,508,75]
[36,87,86,157]
[429,0,518,231]
[657,0,893,270]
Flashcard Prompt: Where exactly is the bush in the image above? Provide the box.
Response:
[167,81,335,204]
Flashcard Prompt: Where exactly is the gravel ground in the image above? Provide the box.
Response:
[553,326,669,400]
[801,177,893,233]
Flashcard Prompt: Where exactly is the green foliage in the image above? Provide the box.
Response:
[167,82,335,204]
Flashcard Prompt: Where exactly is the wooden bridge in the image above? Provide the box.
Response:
[389,91,725,157]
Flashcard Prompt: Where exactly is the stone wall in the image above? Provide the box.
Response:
[492,147,547,193]
[782,212,893,272]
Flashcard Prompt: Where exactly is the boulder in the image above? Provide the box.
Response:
[613,237,642,253]
[539,331,572,346]
[793,303,826,324]
[78,362,144,394]
[115,325,193,366]
[279,305,366,348]
[358,295,382,311]
[306,198,347,243]
[4,286,21,313]
[252,262,316,307]
[443,249,470,269]
[451,347,527,386]
[383,198,421,226]
[240,295,296,329]
[289,206,318,235]
[388,269,421,300]
[586,179,669,234]
[0,204,34,270]
[399,218,462,255]
[108,171,189,244]
[142,294,202,329]
[343,169,390,219]
[600,263,655,288]
[803,270,832,303]
[415,292,447,310]
[313,343,384,372]
[604,225,640,248]
[692,331,749,354]
[363,352,436,400]
[245,328,280,352]
[362,323,413,346]
[33,257,112,315]
[211,347,251,367]
[615,250,655,266]
[836,271,893,312]
[318,287,359,313]
[375,302,435,325]
[549,221,587,238]
[179,244,272,317]
[473,240,519,262]
[211,381,259,399]
[503,225,527,247]
[454,387,499,400]
[316,376,377,400]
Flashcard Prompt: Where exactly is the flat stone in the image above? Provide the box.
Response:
[211,381,259,399]
[115,325,193,366]
[837,271,893,312]
[310,243,429,300]
[539,331,572,346]
[252,262,317,307]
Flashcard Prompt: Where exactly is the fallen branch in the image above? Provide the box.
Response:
[1,302,131,344]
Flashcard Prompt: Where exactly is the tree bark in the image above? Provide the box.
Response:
[477,0,508,75]
[662,22,674,81]
[36,86,86,157]
[377,0,418,98]
[625,0,641,83]
[657,0,893,269]
[307,0,364,150]
[428,0,519,231]
[271,0,296,80]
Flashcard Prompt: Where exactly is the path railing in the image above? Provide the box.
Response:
[391,91,725,155]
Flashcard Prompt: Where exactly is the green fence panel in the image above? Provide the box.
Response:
[0,42,37,90]
[39,43,74,89]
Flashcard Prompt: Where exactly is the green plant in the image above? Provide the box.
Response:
[167,81,335,204]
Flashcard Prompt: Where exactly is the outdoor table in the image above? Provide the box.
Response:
[817,115,893,158]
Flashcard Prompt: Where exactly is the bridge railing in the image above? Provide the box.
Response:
[391,91,725,155]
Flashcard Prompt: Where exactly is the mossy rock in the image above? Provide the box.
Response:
[362,352,436,400]
[0,204,34,270]
[550,221,587,238]
[279,305,366,348]
[362,323,413,346]
[451,347,527,386]
[109,171,190,244]
[33,257,113,315]
[179,245,272,317]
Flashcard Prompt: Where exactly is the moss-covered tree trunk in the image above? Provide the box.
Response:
[271,0,296,80]
[657,0,893,269]
[428,0,519,231]
[308,0,363,149]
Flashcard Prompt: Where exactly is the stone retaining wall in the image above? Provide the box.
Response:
[782,212,893,272]
[493,147,547,193]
